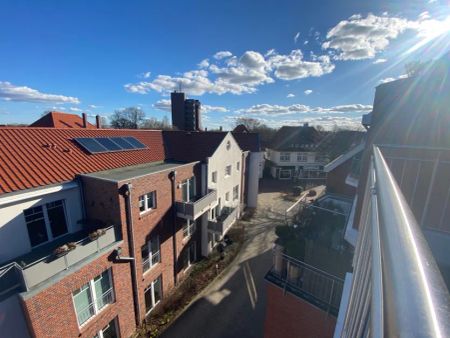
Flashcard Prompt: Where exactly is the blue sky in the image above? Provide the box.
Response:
[0,0,449,129]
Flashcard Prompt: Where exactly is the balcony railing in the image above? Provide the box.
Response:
[176,189,217,220]
[265,251,344,316]
[208,206,238,234]
[338,146,450,337]
[0,225,119,294]
[76,288,114,326]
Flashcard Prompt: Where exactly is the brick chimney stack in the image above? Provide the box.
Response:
[82,113,87,128]
[96,115,101,129]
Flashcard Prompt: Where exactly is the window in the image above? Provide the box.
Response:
[145,276,162,314]
[93,318,118,338]
[280,152,291,162]
[72,269,114,326]
[225,165,232,177]
[141,235,160,273]
[139,191,156,213]
[181,177,195,202]
[183,220,196,238]
[24,200,68,247]
[233,185,239,200]
[183,242,197,270]
[225,192,230,202]
[279,170,292,179]
[297,153,307,162]
[236,161,240,171]
[212,171,217,183]
[210,207,216,220]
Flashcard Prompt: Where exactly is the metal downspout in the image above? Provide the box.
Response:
[120,183,141,327]
[170,171,178,286]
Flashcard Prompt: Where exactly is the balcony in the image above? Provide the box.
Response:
[336,146,450,337]
[0,225,120,294]
[176,189,217,220]
[208,206,238,234]
[265,251,344,316]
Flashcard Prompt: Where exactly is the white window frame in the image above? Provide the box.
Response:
[225,165,232,177]
[93,317,119,338]
[211,171,217,183]
[233,185,239,200]
[297,153,307,162]
[23,199,69,248]
[72,269,114,327]
[142,235,160,274]
[280,152,291,162]
[144,276,162,315]
[236,161,240,171]
[183,220,196,238]
[139,191,156,214]
[184,242,197,271]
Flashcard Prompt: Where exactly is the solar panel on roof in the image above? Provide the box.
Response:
[123,137,146,149]
[95,137,122,151]
[110,137,135,150]
[74,138,107,153]
[73,136,147,154]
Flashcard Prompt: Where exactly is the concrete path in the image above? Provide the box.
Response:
[161,180,295,338]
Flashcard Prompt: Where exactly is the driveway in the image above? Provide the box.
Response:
[161,179,295,338]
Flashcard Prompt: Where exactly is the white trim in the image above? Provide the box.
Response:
[0,181,78,207]
[324,143,365,172]
[144,276,162,315]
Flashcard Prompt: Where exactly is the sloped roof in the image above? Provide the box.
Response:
[231,132,260,152]
[324,143,365,172]
[233,124,249,133]
[163,131,227,162]
[0,128,165,194]
[270,125,322,151]
[29,111,97,129]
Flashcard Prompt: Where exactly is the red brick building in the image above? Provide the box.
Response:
[0,124,260,338]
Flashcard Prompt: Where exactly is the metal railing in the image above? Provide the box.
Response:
[208,206,238,234]
[265,251,344,316]
[0,225,118,293]
[339,146,450,337]
[76,288,114,326]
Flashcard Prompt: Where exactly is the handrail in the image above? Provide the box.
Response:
[183,189,216,206]
[372,146,450,337]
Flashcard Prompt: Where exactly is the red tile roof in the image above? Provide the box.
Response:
[29,111,97,129]
[0,128,165,195]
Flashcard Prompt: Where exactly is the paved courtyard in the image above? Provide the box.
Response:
[161,179,296,338]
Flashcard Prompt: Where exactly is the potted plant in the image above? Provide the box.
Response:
[54,242,77,258]
[88,229,106,241]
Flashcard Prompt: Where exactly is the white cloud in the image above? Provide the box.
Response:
[323,13,450,60]
[304,89,313,95]
[69,107,82,112]
[287,93,295,98]
[198,59,210,68]
[304,40,309,45]
[88,104,101,109]
[379,74,408,84]
[237,102,372,116]
[0,81,80,104]
[138,71,151,79]
[153,99,228,113]
[213,51,233,60]
[373,58,387,64]
[125,49,335,96]
[294,32,300,43]
[268,50,335,80]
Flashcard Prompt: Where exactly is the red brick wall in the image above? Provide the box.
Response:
[125,163,200,320]
[326,160,356,197]
[264,284,336,338]
[21,252,135,338]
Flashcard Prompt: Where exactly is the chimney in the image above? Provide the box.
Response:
[205,127,208,131]
[303,122,309,127]
[96,115,101,129]
[82,113,87,128]
[219,126,223,131]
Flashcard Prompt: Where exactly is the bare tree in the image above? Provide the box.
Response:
[141,116,172,130]
[234,117,277,148]
[110,107,145,129]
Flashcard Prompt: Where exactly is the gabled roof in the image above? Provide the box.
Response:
[324,143,365,172]
[270,125,322,151]
[231,132,260,152]
[233,124,249,133]
[29,111,97,129]
[0,128,165,195]
[162,131,228,162]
